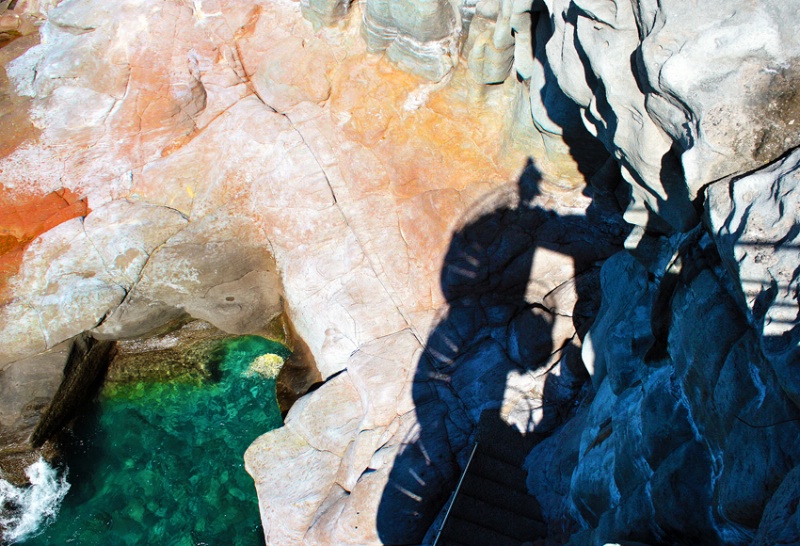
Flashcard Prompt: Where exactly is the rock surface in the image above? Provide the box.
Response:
[522,0,800,233]
[0,0,798,544]
[707,148,800,409]
[0,340,68,485]
[527,234,800,544]
[105,319,233,385]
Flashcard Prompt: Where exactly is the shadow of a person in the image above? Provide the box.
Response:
[376,160,629,544]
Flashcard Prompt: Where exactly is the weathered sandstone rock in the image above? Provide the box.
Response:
[95,211,281,340]
[0,218,127,365]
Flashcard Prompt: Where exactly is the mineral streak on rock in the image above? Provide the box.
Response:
[0,186,88,302]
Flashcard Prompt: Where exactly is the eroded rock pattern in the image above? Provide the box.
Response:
[0,0,798,544]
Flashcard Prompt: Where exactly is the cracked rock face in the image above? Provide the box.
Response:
[0,0,534,525]
[1,0,799,544]
[329,0,800,233]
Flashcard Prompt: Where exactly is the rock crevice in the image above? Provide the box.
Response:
[0,0,799,544]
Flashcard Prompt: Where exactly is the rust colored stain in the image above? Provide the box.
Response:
[0,186,89,301]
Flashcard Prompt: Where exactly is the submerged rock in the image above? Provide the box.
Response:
[246,354,285,380]
[105,320,232,387]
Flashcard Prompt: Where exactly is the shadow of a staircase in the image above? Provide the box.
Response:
[434,412,548,546]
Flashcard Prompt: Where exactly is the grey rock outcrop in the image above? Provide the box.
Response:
[527,220,800,543]
[520,0,800,232]
[0,341,70,485]
[307,0,800,234]
[362,0,461,81]
[707,148,800,410]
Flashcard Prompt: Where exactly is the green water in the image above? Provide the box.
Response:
[23,336,288,546]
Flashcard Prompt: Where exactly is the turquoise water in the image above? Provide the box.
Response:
[20,336,288,546]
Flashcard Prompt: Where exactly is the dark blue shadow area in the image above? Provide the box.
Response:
[376,161,630,544]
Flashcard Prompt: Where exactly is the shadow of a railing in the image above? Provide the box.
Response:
[376,160,630,543]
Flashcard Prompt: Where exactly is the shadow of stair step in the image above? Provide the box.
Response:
[460,473,543,521]
[469,453,529,492]
[435,539,470,546]
[475,436,530,467]
[449,493,547,541]
[439,515,522,546]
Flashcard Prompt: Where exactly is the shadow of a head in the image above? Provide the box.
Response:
[439,159,550,304]
[518,158,543,207]
[377,157,630,545]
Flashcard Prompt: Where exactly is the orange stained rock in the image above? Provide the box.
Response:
[329,54,521,200]
[0,186,89,302]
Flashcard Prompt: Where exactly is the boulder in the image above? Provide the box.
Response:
[0,341,69,485]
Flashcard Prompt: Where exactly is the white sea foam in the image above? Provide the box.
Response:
[0,458,70,543]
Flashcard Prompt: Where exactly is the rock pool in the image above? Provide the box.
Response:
[15,335,287,545]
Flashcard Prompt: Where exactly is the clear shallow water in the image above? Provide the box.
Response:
[12,335,288,546]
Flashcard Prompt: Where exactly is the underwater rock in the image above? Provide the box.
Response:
[105,320,232,387]
[246,354,285,379]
